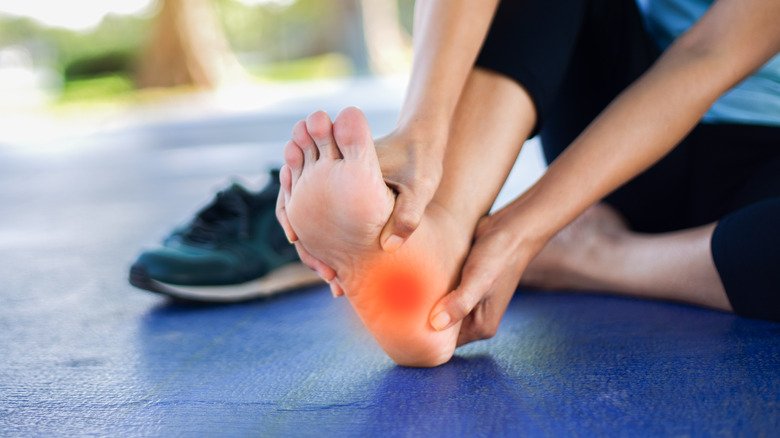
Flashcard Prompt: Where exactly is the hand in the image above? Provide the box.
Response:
[375,129,446,252]
[428,211,544,346]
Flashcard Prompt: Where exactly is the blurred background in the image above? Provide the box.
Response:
[0,0,420,146]
[0,0,543,206]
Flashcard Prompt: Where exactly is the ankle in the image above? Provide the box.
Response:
[566,226,629,283]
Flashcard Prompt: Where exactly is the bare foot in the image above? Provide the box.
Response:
[522,204,628,289]
[284,107,469,367]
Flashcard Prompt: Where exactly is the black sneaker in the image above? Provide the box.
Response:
[129,170,321,302]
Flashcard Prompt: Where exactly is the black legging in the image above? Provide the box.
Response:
[475,0,780,321]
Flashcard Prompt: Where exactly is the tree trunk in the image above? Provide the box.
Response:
[332,0,411,76]
[359,0,411,74]
[136,0,244,89]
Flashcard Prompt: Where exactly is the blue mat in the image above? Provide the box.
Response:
[3,284,779,436]
[1,116,778,436]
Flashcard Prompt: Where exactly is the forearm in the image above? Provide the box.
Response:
[502,0,780,247]
[508,45,727,242]
[397,0,499,142]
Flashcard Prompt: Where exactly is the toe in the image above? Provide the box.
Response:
[333,106,374,161]
[306,110,342,160]
[275,170,297,242]
[329,280,344,298]
[292,120,318,165]
[294,242,336,281]
[283,141,304,184]
[279,163,293,194]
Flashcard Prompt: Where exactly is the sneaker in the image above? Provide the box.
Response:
[129,170,322,302]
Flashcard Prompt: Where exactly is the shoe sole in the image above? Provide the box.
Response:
[129,262,323,302]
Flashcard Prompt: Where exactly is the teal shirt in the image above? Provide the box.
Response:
[643,0,780,126]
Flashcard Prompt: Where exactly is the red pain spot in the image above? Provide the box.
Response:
[362,257,429,317]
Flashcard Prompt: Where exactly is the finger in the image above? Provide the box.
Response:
[275,167,297,242]
[429,257,495,331]
[457,330,475,347]
[379,189,427,253]
[456,327,497,346]
[457,271,520,346]
[456,309,500,347]
[294,241,336,282]
[456,315,478,347]
[329,279,344,298]
[334,278,345,297]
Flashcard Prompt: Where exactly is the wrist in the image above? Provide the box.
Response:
[394,114,450,151]
[376,125,448,170]
[490,197,557,261]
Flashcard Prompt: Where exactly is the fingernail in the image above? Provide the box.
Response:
[330,286,338,298]
[430,311,451,331]
[383,234,404,253]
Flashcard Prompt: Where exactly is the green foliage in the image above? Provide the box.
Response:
[251,52,352,81]
[215,0,343,59]
[63,50,136,81]
[0,0,415,106]
[398,0,414,34]
[54,52,352,108]
[58,73,135,104]
[0,15,41,43]
[53,15,148,69]
[0,0,415,72]
[0,13,148,72]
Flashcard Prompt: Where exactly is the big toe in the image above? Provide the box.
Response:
[333,106,374,161]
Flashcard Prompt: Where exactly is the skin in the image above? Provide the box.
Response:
[378,0,500,252]
[282,69,534,366]
[278,0,780,360]
[276,0,500,291]
[430,0,780,345]
[523,205,730,312]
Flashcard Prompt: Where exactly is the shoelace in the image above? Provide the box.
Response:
[183,187,251,245]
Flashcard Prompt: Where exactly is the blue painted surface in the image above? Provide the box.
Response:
[1,112,779,436]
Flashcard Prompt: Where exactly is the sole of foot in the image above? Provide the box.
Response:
[284,107,467,367]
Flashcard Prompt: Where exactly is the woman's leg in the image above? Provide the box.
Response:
[712,198,780,321]
[514,0,780,320]
[525,196,780,322]
[525,119,780,319]
[523,204,730,311]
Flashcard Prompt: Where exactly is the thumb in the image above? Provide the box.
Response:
[380,190,426,253]
[429,261,493,331]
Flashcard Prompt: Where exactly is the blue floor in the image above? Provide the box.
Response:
[1,108,779,436]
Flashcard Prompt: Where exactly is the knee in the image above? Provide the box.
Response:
[712,198,780,322]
